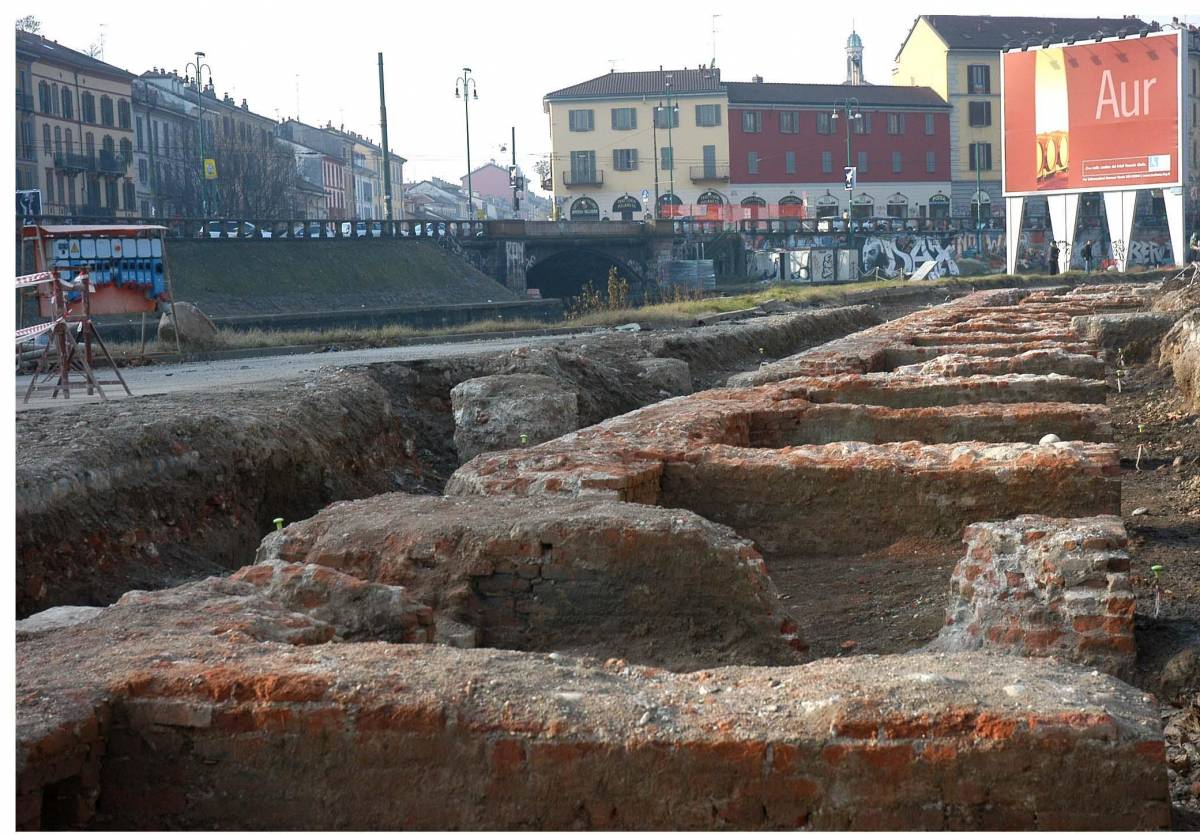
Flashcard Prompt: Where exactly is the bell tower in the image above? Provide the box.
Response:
[846,28,864,85]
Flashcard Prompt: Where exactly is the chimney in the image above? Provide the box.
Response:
[752,74,764,83]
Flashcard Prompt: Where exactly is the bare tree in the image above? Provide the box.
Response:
[208,131,297,219]
[15,15,40,33]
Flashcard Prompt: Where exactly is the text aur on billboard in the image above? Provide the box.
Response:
[1002,31,1181,196]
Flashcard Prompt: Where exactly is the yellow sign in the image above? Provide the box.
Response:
[203,159,218,180]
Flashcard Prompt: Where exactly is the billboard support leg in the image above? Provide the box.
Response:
[1047,193,1079,274]
[1005,196,1024,275]
[1103,190,1138,272]
[1164,187,1185,267]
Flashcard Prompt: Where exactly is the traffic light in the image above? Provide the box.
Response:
[508,165,518,187]
[843,166,857,190]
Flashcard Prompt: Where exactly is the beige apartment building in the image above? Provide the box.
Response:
[16,30,137,218]
[544,68,729,220]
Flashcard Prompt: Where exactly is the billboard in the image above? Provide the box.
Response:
[1002,31,1182,196]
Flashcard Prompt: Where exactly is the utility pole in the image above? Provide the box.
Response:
[665,75,674,209]
[833,97,861,277]
[510,126,521,217]
[455,68,477,219]
[378,52,393,223]
[652,99,660,218]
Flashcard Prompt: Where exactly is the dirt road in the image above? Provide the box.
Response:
[14,333,583,411]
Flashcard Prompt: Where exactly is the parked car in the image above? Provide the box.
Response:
[197,221,270,239]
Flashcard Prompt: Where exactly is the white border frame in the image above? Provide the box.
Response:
[1000,29,1185,198]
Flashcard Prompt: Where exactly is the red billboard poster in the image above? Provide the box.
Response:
[1003,32,1181,196]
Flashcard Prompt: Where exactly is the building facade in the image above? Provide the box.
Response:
[132,71,200,218]
[544,67,729,221]
[16,51,37,195]
[17,30,137,218]
[725,81,951,221]
[893,14,1151,220]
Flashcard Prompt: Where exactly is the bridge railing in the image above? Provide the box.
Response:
[16,216,495,241]
[18,214,1010,241]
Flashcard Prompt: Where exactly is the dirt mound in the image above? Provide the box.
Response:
[1159,310,1200,412]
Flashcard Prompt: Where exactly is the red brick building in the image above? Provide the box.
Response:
[725,81,952,221]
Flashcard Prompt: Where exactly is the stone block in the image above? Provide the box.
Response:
[451,373,579,463]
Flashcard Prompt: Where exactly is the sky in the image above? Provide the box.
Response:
[14,1,1188,195]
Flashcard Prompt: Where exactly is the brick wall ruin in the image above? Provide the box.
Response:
[17,281,1180,829]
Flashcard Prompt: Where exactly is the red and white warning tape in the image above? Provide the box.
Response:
[14,318,62,343]
[15,271,56,288]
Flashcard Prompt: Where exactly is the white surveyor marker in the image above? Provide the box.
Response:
[1039,434,1061,445]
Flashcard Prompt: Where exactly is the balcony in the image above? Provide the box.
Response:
[17,143,37,162]
[689,164,729,183]
[562,169,603,188]
[54,151,94,173]
[98,151,130,176]
[16,90,34,112]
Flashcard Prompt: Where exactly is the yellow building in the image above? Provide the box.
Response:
[16,30,137,218]
[893,14,1150,220]
[544,68,729,220]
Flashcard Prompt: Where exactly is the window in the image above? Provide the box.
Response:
[102,135,115,159]
[660,146,673,171]
[925,113,935,135]
[785,151,796,175]
[611,107,637,130]
[44,169,54,203]
[124,181,135,211]
[139,159,148,182]
[887,113,906,135]
[892,151,902,173]
[926,150,936,173]
[816,112,834,134]
[968,101,992,127]
[967,64,991,94]
[81,92,96,123]
[741,110,762,133]
[695,104,721,126]
[779,111,799,133]
[821,150,833,173]
[852,113,871,134]
[968,142,993,171]
[85,132,95,158]
[61,87,73,119]
[612,148,637,171]
[43,123,52,155]
[653,106,678,129]
[136,117,144,152]
[49,83,59,115]
[100,95,114,126]
[120,138,132,163]
[857,151,868,173]
[747,151,759,174]
[222,116,232,137]
[54,126,62,155]
[38,81,51,113]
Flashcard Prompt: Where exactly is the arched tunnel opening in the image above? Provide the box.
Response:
[526,249,642,302]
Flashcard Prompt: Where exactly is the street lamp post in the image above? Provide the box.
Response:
[665,75,675,216]
[652,97,679,219]
[455,68,478,220]
[185,51,213,218]
[831,97,861,277]
[974,148,983,254]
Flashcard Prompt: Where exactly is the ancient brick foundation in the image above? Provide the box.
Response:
[932,515,1136,678]
[16,579,1170,830]
[255,494,804,669]
[18,282,1175,830]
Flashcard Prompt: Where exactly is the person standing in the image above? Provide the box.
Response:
[1081,239,1094,272]
[1049,241,1060,276]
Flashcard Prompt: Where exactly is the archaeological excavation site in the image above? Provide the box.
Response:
[15,275,1200,830]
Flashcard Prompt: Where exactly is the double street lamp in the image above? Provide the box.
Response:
[651,90,678,220]
[185,51,213,217]
[831,97,862,272]
[454,68,478,220]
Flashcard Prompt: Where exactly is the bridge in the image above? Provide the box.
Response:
[17,215,1003,298]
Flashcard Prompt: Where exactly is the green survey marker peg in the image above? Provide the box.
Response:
[273,517,284,531]
[1150,564,1164,577]
[520,433,529,446]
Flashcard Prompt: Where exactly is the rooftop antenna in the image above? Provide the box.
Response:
[711,14,721,68]
[607,58,618,72]
[295,74,301,121]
